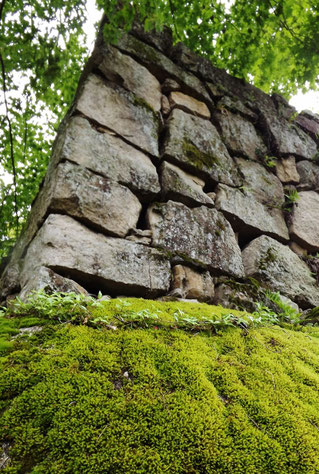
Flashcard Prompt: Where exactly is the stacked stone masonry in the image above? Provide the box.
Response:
[2,23,319,309]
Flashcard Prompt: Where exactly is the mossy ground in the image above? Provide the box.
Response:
[1,298,319,473]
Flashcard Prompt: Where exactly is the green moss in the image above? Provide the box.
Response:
[182,140,221,170]
[1,318,319,472]
[0,312,45,357]
[132,94,157,117]
[259,247,278,271]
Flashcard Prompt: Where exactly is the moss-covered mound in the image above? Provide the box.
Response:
[1,297,319,473]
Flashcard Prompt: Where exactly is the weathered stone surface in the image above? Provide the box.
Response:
[235,158,285,207]
[216,96,258,122]
[19,267,88,302]
[131,24,173,53]
[214,109,266,161]
[215,184,289,242]
[290,241,308,257]
[21,214,171,297]
[76,74,159,156]
[147,200,244,278]
[49,161,142,237]
[213,283,254,312]
[160,161,214,207]
[98,45,161,112]
[272,120,317,159]
[161,95,171,115]
[296,113,319,142]
[169,92,210,119]
[53,116,160,198]
[171,265,214,302]
[0,263,21,301]
[116,34,210,102]
[162,78,180,94]
[296,160,319,191]
[276,156,300,184]
[289,191,319,251]
[162,108,242,186]
[242,235,319,308]
[126,229,152,246]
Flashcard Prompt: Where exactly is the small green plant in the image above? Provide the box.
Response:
[264,290,301,323]
[251,302,279,325]
[284,189,300,204]
[2,290,103,324]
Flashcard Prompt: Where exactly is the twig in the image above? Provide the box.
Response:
[0,53,19,230]
[0,0,6,24]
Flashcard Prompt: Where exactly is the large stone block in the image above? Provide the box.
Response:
[98,45,161,112]
[116,34,211,102]
[242,235,319,308]
[171,265,214,302]
[53,116,160,199]
[49,161,142,238]
[296,113,319,142]
[168,92,210,119]
[214,109,266,161]
[276,156,300,184]
[289,191,319,251]
[162,109,242,186]
[236,158,285,207]
[160,161,214,207]
[270,119,317,159]
[21,215,171,298]
[147,201,244,278]
[76,74,159,156]
[215,184,289,242]
[19,267,88,302]
[296,160,319,191]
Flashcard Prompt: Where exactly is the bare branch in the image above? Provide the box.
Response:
[0,53,19,230]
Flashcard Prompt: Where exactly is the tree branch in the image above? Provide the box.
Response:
[0,0,6,24]
[0,53,19,230]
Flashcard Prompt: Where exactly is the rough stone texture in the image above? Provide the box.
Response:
[296,160,319,191]
[0,263,21,302]
[162,108,242,186]
[216,96,258,122]
[160,161,214,207]
[276,156,300,184]
[213,283,255,312]
[21,214,171,297]
[52,116,160,199]
[242,235,319,308]
[171,265,214,302]
[269,118,317,160]
[214,109,266,161]
[76,74,159,156]
[19,267,88,301]
[290,241,308,257]
[48,161,142,238]
[215,184,289,242]
[169,92,211,119]
[130,24,173,53]
[147,201,244,278]
[2,25,319,304]
[289,191,319,251]
[161,95,171,115]
[116,34,211,102]
[235,158,285,207]
[296,113,319,142]
[97,45,162,112]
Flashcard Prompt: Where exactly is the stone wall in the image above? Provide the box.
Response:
[2,23,319,309]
